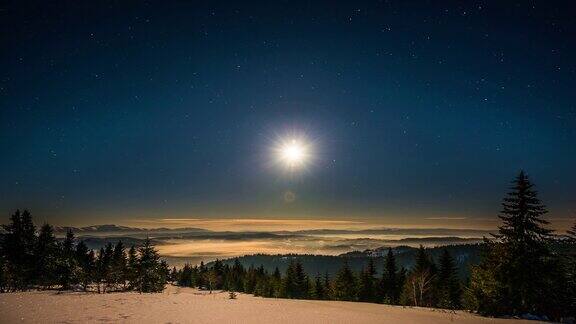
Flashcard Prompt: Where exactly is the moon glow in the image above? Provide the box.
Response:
[274,136,312,171]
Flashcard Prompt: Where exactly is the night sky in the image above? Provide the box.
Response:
[1,1,575,229]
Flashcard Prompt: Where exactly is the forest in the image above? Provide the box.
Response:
[1,172,575,321]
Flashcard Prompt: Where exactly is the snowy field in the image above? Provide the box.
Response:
[0,285,538,324]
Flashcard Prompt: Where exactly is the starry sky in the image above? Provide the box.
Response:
[1,1,575,229]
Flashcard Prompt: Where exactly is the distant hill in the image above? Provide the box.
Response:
[52,224,209,235]
[73,236,156,250]
[213,244,483,279]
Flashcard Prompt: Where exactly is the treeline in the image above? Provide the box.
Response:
[0,211,168,293]
[173,245,461,308]
[173,172,576,321]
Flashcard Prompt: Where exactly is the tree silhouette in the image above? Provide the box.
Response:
[312,273,325,299]
[35,224,58,289]
[437,249,461,309]
[1,210,36,290]
[111,241,127,290]
[57,229,77,290]
[136,238,167,293]
[468,171,566,319]
[332,259,356,301]
[358,259,377,302]
[74,240,93,291]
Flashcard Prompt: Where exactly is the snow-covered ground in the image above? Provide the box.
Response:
[0,285,537,324]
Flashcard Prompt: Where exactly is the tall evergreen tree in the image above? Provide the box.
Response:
[1,210,37,290]
[312,273,325,300]
[101,243,114,291]
[381,248,399,304]
[293,260,309,299]
[58,229,77,289]
[136,238,167,292]
[95,247,106,293]
[281,260,295,298]
[126,245,138,289]
[437,249,461,309]
[332,259,357,301]
[35,224,59,288]
[358,260,377,302]
[74,240,93,291]
[111,241,127,290]
[468,171,565,319]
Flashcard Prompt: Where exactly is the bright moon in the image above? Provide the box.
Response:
[275,138,311,169]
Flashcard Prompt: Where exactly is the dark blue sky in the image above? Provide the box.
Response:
[1,1,575,228]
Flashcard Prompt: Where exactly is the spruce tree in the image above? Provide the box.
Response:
[312,273,325,299]
[293,260,309,299]
[178,264,194,287]
[381,248,399,304]
[58,229,77,289]
[126,245,138,289]
[358,262,377,302]
[95,247,106,293]
[111,241,127,290]
[281,260,296,298]
[74,240,93,291]
[332,259,357,301]
[469,171,564,318]
[437,249,461,309]
[267,266,280,297]
[230,259,245,292]
[102,243,114,291]
[35,224,59,289]
[136,238,167,292]
[1,210,37,290]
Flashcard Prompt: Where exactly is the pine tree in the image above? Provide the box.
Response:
[111,241,127,290]
[58,229,77,289]
[468,171,565,319]
[381,248,399,304]
[102,243,114,291]
[229,259,245,292]
[271,266,281,297]
[437,249,461,309]
[178,264,194,287]
[74,240,93,291]
[312,273,325,299]
[293,260,309,299]
[95,247,106,293]
[1,210,37,290]
[35,224,59,289]
[136,238,167,293]
[332,259,356,301]
[358,261,377,302]
[211,259,224,290]
[126,245,138,289]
